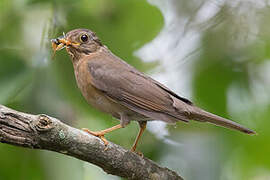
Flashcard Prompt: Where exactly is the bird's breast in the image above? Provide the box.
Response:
[74,60,127,119]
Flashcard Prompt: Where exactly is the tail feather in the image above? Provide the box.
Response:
[190,107,256,135]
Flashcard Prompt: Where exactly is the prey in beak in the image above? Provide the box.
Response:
[51,33,79,57]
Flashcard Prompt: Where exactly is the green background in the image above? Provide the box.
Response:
[0,0,268,179]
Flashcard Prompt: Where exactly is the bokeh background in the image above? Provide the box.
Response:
[0,0,269,179]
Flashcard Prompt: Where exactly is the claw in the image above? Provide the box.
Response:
[81,124,123,150]
[82,128,109,147]
[99,135,109,146]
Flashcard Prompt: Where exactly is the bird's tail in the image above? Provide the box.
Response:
[190,106,256,134]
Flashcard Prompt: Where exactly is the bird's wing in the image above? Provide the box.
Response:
[86,54,256,134]
[87,56,192,123]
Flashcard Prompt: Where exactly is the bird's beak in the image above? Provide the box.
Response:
[51,35,80,58]
[51,35,68,52]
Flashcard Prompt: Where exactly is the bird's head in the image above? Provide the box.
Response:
[51,29,103,60]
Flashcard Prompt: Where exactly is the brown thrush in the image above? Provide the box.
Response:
[51,29,255,152]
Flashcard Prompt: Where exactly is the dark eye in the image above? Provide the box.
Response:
[80,34,89,42]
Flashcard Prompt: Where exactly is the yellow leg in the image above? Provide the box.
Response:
[131,121,147,152]
[82,124,123,146]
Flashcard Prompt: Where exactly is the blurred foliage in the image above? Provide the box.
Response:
[0,0,269,180]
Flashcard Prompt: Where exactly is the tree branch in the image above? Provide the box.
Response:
[0,105,183,180]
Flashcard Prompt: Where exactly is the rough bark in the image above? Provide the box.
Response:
[0,105,183,180]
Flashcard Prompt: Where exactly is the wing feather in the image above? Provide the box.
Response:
[86,54,191,123]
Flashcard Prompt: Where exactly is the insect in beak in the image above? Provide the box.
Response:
[51,32,80,58]
[51,35,65,58]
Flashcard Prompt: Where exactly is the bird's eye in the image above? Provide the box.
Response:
[80,34,89,42]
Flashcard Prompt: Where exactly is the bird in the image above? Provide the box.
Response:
[51,28,255,152]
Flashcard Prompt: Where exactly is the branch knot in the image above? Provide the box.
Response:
[36,114,53,131]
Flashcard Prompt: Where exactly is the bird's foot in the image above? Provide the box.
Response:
[82,124,123,149]
[131,148,144,157]
[131,146,136,152]
[82,128,109,146]
[131,145,143,156]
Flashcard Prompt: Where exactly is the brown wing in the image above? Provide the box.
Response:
[86,54,192,123]
[85,52,256,134]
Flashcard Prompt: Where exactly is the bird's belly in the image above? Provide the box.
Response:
[80,82,123,117]
[79,81,149,121]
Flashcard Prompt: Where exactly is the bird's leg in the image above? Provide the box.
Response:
[82,124,123,146]
[131,121,147,152]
